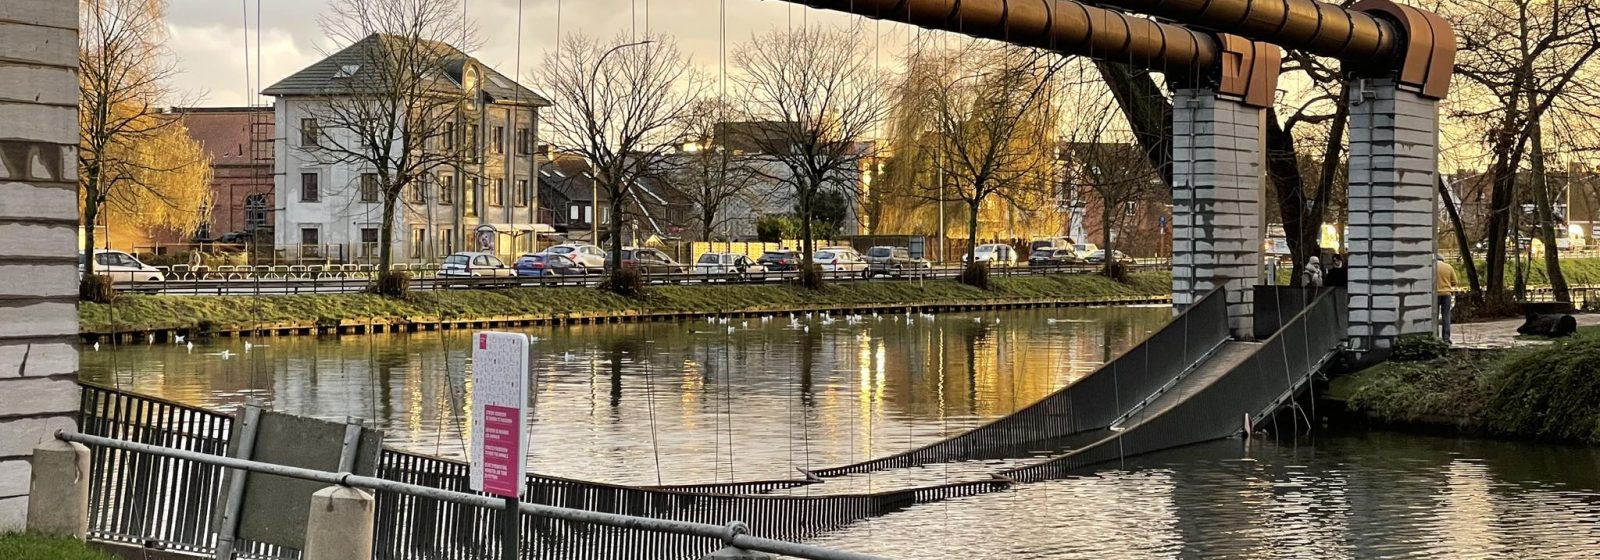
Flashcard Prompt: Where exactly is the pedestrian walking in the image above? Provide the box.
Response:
[1437,255,1457,344]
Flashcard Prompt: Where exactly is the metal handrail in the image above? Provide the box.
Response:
[58,430,883,560]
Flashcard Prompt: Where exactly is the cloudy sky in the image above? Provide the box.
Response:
[166,0,925,107]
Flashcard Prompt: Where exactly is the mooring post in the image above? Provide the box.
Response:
[26,437,91,539]
[302,485,375,560]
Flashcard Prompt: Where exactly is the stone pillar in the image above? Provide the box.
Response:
[25,440,90,538]
[1171,88,1266,339]
[0,0,82,530]
[303,486,375,560]
[1345,78,1440,352]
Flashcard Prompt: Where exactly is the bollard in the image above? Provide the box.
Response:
[26,439,91,539]
[701,546,778,560]
[303,485,375,560]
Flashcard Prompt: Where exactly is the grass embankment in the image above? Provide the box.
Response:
[1329,334,1600,443]
[0,533,113,560]
[80,272,1171,334]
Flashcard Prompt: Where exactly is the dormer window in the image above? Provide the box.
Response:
[333,64,361,78]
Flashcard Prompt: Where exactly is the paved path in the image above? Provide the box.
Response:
[1451,313,1600,349]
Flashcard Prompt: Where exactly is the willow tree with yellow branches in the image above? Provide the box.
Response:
[80,0,211,299]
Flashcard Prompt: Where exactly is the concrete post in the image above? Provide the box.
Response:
[1171,87,1266,338]
[25,439,90,538]
[701,546,778,560]
[0,0,82,530]
[302,486,375,560]
[1345,78,1440,353]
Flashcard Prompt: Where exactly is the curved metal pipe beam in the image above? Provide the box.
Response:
[793,0,1221,73]
[1087,0,1398,62]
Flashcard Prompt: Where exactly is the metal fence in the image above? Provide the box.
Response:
[1002,289,1348,482]
[107,262,1168,296]
[76,383,1005,560]
[809,287,1230,477]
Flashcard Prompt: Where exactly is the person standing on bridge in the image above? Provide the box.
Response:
[1437,255,1457,345]
[1302,256,1324,289]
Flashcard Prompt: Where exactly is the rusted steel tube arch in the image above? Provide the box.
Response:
[791,0,1280,106]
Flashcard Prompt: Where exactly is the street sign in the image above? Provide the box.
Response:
[470,332,531,498]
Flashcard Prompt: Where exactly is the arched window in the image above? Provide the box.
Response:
[245,194,269,231]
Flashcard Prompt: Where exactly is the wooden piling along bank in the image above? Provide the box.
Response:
[80,295,1172,344]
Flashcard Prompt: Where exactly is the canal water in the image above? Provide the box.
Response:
[80,306,1600,558]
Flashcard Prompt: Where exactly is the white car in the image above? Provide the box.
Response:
[439,252,516,278]
[693,253,766,277]
[815,247,869,277]
[1071,242,1099,259]
[545,243,607,269]
[963,244,1019,266]
[80,250,164,284]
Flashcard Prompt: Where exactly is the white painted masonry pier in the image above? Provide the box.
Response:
[1343,0,1457,355]
[1345,79,1442,352]
[0,0,82,530]
[1171,89,1267,339]
[1169,37,1281,340]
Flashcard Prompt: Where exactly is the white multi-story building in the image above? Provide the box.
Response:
[264,34,551,264]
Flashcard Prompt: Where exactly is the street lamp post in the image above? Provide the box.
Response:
[588,40,653,246]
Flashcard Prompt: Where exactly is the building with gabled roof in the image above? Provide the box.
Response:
[263,33,551,263]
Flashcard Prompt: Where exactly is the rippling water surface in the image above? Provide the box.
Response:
[79,305,1600,558]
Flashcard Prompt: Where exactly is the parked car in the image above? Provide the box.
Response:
[439,252,515,277]
[1029,237,1076,253]
[962,244,1019,266]
[545,243,607,268]
[816,247,870,277]
[512,253,588,277]
[1085,249,1135,265]
[214,231,254,244]
[1028,248,1081,267]
[694,252,767,277]
[757,249,804,272]
[618,247,685,274]
[79,250,164,284]
[865,246,930,277]
[1071,243,1099,259]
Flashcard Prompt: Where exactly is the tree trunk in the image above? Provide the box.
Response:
[379,193,398,273]
[1265,112,1316,286]
[1440,176,1481,294]
[1484,114,1523,296]
[609,195,626,272]
[82,197,100,277]
[1101,204,1114,276]
[1528,113,1568,302]
[966,200,981,266]
[799,184,815,267]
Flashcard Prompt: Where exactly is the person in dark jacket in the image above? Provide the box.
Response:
[1324,253,1348,288]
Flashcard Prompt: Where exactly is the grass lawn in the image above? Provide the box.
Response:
[1331,330,1600,443]
[0,533,113,560]
[81,272,1172,334]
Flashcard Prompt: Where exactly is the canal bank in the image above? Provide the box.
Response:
[1321,323,1600,444]
[78,272,1172,341]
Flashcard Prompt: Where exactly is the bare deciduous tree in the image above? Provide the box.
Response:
[732,27,887,275]
[299,0,475,294]
[1450,0,1600,301]
[669,99,764,241]
[537,33,704,274]
[1060,97,1164,274]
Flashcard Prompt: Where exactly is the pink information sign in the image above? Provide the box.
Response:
[470,332,531,498]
